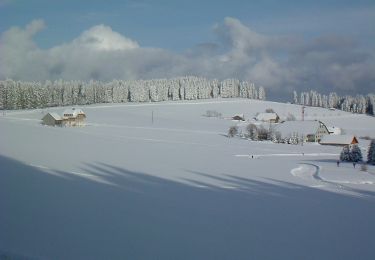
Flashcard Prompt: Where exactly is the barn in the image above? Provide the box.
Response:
[42,113,63,126]
[319,135,359,146]
[255,113,280,123]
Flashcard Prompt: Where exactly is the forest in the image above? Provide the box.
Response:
[293,90,375,115]
[0,77,265,110]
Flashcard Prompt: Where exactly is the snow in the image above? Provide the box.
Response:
[320,134,357,145]
[43,112,62,121]
[274,120,323,137]
[62,107,85,118]
[1,98,375,259]
[255,112,278,121]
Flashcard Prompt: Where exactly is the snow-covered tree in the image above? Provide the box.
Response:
[293,91,298,104]
[350,144,363,162]
[340,146,351,161]
[367,139,375,165]
[258,86,266,100]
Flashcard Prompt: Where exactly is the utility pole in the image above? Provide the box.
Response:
[302,106,305,121]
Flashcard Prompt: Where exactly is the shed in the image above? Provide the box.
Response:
[42,112,63,126]
[319,135,358,146]
[255,113,280,123]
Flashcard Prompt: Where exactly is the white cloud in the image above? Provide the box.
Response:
[0,18,374,99]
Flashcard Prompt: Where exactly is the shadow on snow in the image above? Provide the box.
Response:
[1,155,375,260]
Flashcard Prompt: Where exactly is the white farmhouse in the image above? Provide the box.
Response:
[41,108,86,127]
[275,120,329,142]
[62,108,86,126]
[255,113,280,123]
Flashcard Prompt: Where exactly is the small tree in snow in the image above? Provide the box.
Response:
[245,123,258,140]
[340,146,351,161]
[265,108,275,113]
[257,126,269,141]
[228,126,238,138]
[367,139,375,165]
[350,144,363,162]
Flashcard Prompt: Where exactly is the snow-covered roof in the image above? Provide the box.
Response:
[275,120,324,137]
[44,112,62,121]
[327,126,342,135]
[319,135,358,145]
[256,113,279,121]
[63,108,85,118]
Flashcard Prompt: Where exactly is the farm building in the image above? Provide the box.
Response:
[42,113,63,126]
[275,120,329,142]
[319,135,358,146]
[42,108,86,127]
[62,108,86,126]
[255,113,280,123]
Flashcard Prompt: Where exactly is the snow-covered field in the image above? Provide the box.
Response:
[1,98,375,259]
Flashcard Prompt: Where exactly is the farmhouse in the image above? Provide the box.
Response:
[255,112,280,123]
[62,108,86,126]
[42,113,63,126]
[319,135,358,146]
[42,108,86,127]
[275,120,329,142]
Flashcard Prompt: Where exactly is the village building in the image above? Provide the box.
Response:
[319,135,358,146]
[255,112,280,123]
[62,108,86,126]
[42,108,86,127]
[42,112,63,126]
[275,120,329,142]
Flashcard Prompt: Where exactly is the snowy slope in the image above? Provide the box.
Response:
[1,99,375,259]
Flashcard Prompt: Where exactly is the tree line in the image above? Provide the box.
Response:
[0,77,266,110]
[293,90,375,115]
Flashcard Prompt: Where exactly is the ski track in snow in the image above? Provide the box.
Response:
[291,163,375,189]
[235,153,339,158]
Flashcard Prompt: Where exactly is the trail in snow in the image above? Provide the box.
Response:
[235,153,339,158]
[291,163,375,189]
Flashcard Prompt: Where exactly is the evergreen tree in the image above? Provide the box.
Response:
[350,144,363,162]
[368,139,375,165]
[340,146,351,161]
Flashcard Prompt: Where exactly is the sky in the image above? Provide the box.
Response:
[0,0,374,100]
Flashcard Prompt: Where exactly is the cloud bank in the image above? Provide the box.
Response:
[1,17,374,99]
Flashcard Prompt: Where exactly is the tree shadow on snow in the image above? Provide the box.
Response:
[1,155,375,260]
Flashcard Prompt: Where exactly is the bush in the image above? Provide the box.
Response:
[265,108,275,113]
[228,126,238,138]
[245,123,258,140]
[360,164,368,172]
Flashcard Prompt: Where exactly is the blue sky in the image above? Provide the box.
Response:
[0,0,374,99]
[2,0,373,49]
